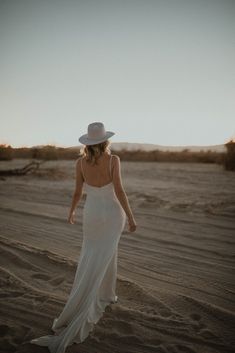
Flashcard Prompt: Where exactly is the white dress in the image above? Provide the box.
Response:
[30,154,126,353]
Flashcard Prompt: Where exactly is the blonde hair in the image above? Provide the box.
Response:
[79,140,111,165]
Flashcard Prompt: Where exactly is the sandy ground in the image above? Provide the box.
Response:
[0,158,234,353]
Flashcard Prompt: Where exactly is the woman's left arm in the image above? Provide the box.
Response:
[68,158,84,224]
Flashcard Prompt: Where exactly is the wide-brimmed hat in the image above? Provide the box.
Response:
[78,122,115,145]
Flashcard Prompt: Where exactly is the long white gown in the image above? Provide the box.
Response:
[30,155,126,353]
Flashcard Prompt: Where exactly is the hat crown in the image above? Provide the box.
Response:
[78,121,114,145]
[87,122,106,139]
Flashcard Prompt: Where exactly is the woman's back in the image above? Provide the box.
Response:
[76,151,135,227]
[81,153,114,188]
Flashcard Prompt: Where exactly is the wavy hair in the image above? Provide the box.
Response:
[79,140,111,165]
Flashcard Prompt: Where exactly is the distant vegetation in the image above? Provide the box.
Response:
[116,148,225,164]
[5,145,79,160]
[0,144,14,160]
[0,143,230,165]
[223,139,235,171]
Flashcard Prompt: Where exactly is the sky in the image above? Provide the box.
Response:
[0,0,234,148]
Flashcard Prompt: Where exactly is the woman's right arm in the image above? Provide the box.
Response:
[112,155,137,232]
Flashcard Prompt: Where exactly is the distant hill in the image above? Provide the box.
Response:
[67,142,226,153]
[110,142,226,153]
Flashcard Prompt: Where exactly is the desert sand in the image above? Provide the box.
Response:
[0,158,234,353]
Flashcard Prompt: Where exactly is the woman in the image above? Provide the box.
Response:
[30,122,137,353]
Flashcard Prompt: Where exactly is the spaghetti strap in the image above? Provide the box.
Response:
[80,157,85,181]
[109,155,113,179]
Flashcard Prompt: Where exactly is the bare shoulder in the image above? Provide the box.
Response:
[111,155,121,174]
[111,155,120,166]
[75,156,83,168]
[111,154,120,162]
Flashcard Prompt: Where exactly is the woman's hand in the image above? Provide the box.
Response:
[68,211,75,224]
[128,217,137,233]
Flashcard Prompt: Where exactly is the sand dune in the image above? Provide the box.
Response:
[0,159,234,353]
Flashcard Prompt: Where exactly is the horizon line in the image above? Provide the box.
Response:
[0,140,232,149]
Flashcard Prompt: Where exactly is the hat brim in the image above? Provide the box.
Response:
[78,131,115,145]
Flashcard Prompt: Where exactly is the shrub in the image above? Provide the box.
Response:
[0,144,13,160]
[223,139,235,171]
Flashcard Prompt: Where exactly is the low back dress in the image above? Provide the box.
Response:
[30,154,126,353]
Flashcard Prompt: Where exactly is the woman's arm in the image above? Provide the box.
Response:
[68,158,84,224]
[112,155,137,232]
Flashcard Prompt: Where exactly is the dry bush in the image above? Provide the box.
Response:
[0,144,13,160]
[36,145,59,160]
[13,146,79,160]
[14,145,59,160]
[113,148,224,164]
[5,145,225,164]
[13,147,32,158]
[223,139,235,171]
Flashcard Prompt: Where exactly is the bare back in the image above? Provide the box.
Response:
[76,152,134,222]
[81,153,114,188]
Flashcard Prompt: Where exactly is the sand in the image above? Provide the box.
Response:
[0,159,234,353]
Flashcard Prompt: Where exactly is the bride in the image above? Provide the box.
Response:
[30,122,137,353]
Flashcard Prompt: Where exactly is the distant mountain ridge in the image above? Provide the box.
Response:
[75,142,226,153]
[31,142,226,153]
[109,142,226,152]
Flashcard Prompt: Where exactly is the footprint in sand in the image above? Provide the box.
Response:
[190,313,201,321]
[0,291,22,298]
[0,325,10,335]
[49,276,65,286]
[146,308,157,315]
[113,319,134,336]
[159,308,172,318]
[31,273,51,281]
[164,343,196,353]
[175,343,196,353]
[190,313,207,333]
[199,328,216,340]
[0,324,29,348]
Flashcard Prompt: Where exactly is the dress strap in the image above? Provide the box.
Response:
[81,157,85,181]
[109,155,113,179]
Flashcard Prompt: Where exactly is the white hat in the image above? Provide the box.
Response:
[78,122,115,145]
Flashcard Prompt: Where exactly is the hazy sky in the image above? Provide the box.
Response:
[1,0,234,147]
